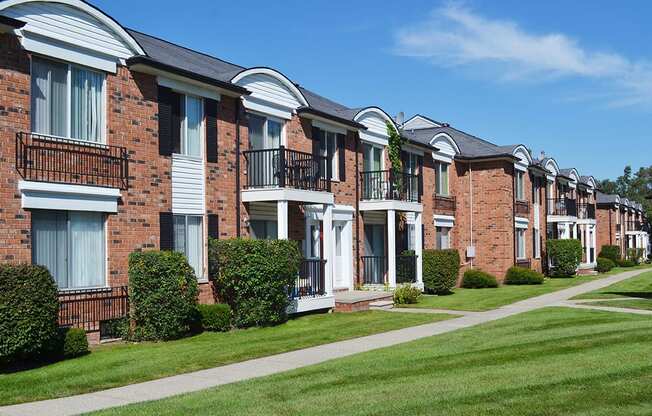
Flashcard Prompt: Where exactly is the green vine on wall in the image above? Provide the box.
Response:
[386,121,405,176]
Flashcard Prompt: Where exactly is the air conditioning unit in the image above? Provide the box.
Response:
[466,246,476,258]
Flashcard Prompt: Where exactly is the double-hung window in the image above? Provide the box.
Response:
[436,226,451,249]
[173,215,204,279]
[516,229,526,260]
[533,228,541,258]
[435,162,449,196]
[318,130,338,181]
[31,57,105,143]
[181,95,203,157]
[515,170,525,201]
[32,210,106,290]
[248,114,282,186]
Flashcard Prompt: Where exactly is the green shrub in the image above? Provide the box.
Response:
[599,245,621,263]
[128,251,199,341]
[423,249,460,294]
[627,248,645,265]
[197,304,231,332]
[596,257,616,273]
[60,328,89,359]
[546,239,582,277]
[462,269,498,288]
[209,238,301,328]
[0,265,59,365]
[618,259,636,268]
[505,266,545,285]
[393,284,421,304]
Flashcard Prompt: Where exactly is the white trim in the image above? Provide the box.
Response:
[242,96,292,120]
[311,119,347,135]
[433,214,455,228]
[231,67,309,107]
[402,114,441,129]
[158,76,220,101]
[359,200,423,212]
[515,217,529,229]
[402,143,424,156]
[359,132,387,147]
[23,34,117,72]
[547,215,576,223]
[241,188,334,205]
[19,180,120,212]
[353,107,397,130]
[287,295,334,314]
[302,113,356,133]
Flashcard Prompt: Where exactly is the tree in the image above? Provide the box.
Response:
[600,165,652,220]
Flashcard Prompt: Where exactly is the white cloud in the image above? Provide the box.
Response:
[394,3,652,107]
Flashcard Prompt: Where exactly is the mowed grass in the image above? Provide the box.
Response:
[573,269,652,300]
[0,311,453,406]
[407,265,652,311]
[591,298,652,311]
[93,307,652,416]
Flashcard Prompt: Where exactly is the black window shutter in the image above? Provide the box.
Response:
[417,155,424,197]
[159,212,174,251]
[207,214,219,240]
[171,93,182,154]
[311,126,322,176]
[157,86,173,156]
[422,224,425,249]
[337,133,346,181]
[205,99,218,163]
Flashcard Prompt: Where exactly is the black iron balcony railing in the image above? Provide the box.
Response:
[243,146,331,192]
[577,203,596,219]
[360,170,421,202]
[396,254,417,284]
[16,132,129,189]
[362,255,387,285]
[514,200,530,216]
[433,194,456,212]
[627,221,643,231]
[58,286,129,332]
[290,259,326,299]
[547,197,577,217]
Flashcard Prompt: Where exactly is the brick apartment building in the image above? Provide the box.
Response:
[597,193,649,259]
[0,0,648,339]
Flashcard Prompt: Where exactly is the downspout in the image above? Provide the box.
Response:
[235,98,241,237]
[469,162,474,268]
[512,166,517,265]
[355,134,360,286]
[608,208,612,245]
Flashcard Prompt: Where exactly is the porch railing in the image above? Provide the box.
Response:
[362,255,387,285]
[515,259,532,269]
[514,200,530,216]
[243,146,331,192]
[547,198,577,217]
[58,286,129,332]
[577,203,596,219]
[360,170,421,203]
[16,132,129,189]
[291,259,326,299]
[433,194,456,212]
[627,221,643,231]
[396,254,417,284]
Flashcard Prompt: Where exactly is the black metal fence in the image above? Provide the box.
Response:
[360,170,421,202]
[547,198,577,217]
[362,256,386,285]
[58,286,129,332]
[243,146,331,192]
[396,254,417,283]
[291,259,326,299]
[627,221,643,231]
[16,132,129,189]
[577,203,596,219]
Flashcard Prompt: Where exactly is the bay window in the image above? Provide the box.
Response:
[435,162,449,196]
[174,215,204,279]
[32,210,106,290]
[31,57,105,143]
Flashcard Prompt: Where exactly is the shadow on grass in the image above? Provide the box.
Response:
[600,291,652,299]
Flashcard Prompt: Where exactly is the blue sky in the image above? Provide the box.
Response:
[92,0,652,180]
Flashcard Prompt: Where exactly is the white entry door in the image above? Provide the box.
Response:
[333,220,352,289]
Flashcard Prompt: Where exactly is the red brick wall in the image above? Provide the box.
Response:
[596,206,615,254]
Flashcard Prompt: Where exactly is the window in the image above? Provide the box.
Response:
[248,114,282,150]
[436,226,451,249]
[249,219,278,240]
[532,177,540,204]
[533,228,541,258]
[32,210,105,290]
[174,215,204,279]
[181,95,203,157]
[435,162,449,196]
[516,229,526,259]
[515,170,525,201]
[362,143,382,172]
[307,223,320,258]
[31,57,105,142]
[319,130,338,180]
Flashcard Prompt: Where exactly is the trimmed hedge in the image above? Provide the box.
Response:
[462,269,498,288]
[505,266,544,285]
[627,248,645,265]
[596,257,616,273]
[393,284,421,304]
[197,304,231,332]
[209,238,301,328]
[61,328,89,359]
[423,249,460,294]
[128,251,199,341]
[618,259,636,268]
[0,265,59,365]
[599,245,621,263]
[546,239,582,277]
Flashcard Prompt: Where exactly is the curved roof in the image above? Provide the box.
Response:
[231,67,309,107]
[400,125,514,159]
[559,168,580,182]
[579,175,597,188]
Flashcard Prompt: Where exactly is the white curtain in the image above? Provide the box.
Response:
[32,211,68,288]
[186,216,203,278]
[185,95,202,157]
[71,67,104,142]
[69,212,105,288]
[31,58,67,137]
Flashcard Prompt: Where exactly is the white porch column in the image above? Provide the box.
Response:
[591,225,597,263]
[387,209,396,288]
[584,225,590,263]
[323,204,334,296]
[415,211,423,287]
[277,200,288,239]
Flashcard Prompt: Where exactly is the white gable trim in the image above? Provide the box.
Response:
[544,158,560,177]
[402,114,441,130]
[312,119,347,135]
[232,68,309,116]
[512,145,532,171]
[430,132,459,163]
[19,180,121,213]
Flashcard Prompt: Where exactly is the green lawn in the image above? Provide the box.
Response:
[0,311,453,406]
[591,299,652,311]
[93,307,652,416]
[406,265,652,311]
[573,269,652,300]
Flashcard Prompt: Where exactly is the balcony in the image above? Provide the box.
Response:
[360,170,421,203]
[514,200,530,216]
[433,194,456,213]
[290,259,326,299]
[16,132,129,189]
[577,203,596,219]
[243,146,330,192]
[627,221,643,232]
[547,198,577,217]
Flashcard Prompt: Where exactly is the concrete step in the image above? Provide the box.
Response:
[369,300,394,310]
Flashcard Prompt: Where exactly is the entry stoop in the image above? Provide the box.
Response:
[334,291,394,312]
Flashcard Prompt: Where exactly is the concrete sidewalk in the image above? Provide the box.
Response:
[1,268,648,416]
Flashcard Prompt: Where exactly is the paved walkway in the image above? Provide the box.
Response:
[1,268,648,416]
[555,298,652,316]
